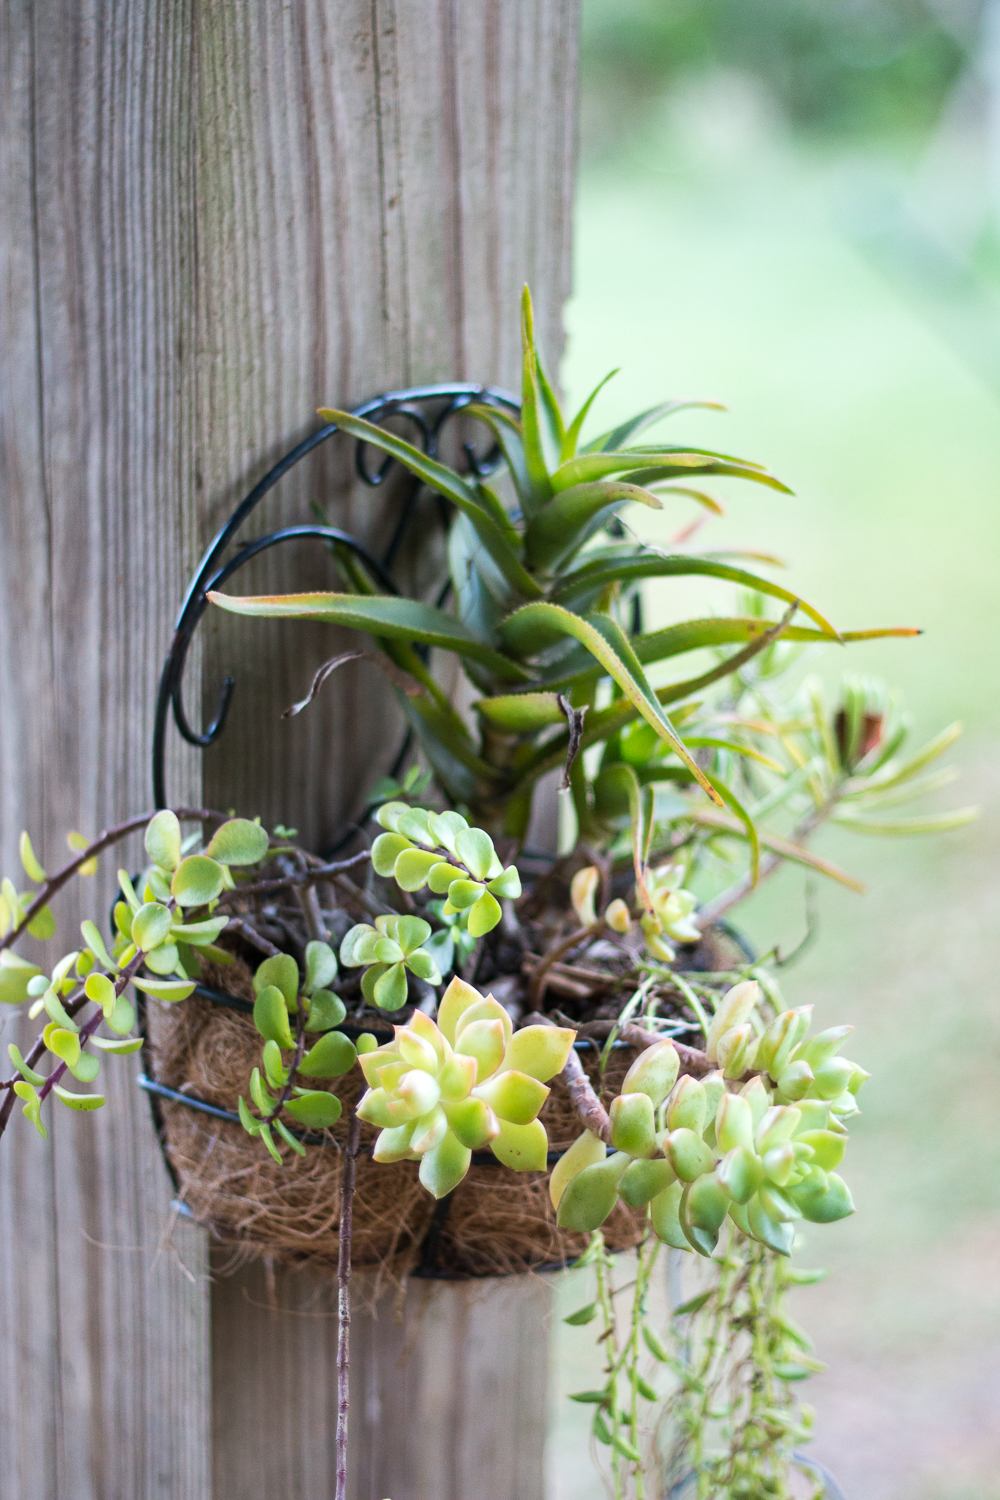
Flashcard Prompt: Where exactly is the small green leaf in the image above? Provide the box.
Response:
[371,831,414,876]
[117,869,142,913]
[237,1095,261,1136]
[90,1036,144,1055]
[81,920,120,974]
[69,1051,100,1083]
[568,1390,609,1405]
[19,831,46,882]
[673,1290,712,1317]
[27,904,56,941]
[131,902,174,952]
[487,866,521,900]
[467,891,502,938]
[284,1090,342,1129]
[299,1030,357,1079]
[46,1027,81,1068]
[304,940,337,993]
[169,915,228,947]
[642,1326,670,1362]
[305,989,346,1032]
[171,855,226,907]
[563,1303,598,1326]
[106,996,135,1035]
[52,1084,105,1111]
[262,1038,286,1090]
[249,1066,277,1114]
[455,827,495,881]
[273,1117,307,1156]
[253,984,294,1050]
[404,949,442,985]
[145,810,182,872]
[43,987,78,1031]
[259,1122,283,1163]
[393,915,432,954]
[253,953,300,1008]
[373,962,409,1012]
[8,1043,45,1085]
[131,976,196,1002]
[393,847,441,891]
[205,818,269,866]
[611,1435,641,1464]
[13,1080,47,1138]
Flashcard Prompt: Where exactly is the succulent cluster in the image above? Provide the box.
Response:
[356,977,575,1196]
[553,981,863,1258]
[371,803,521,936]
[1,813,272,1132]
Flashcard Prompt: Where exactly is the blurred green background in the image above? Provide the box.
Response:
[548,3,1000,1496]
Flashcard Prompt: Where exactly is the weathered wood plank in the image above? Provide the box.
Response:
[210,1265,553,1500]
[1,2,578,1495]
[197,3,578,1496]
[0,4,210,1498]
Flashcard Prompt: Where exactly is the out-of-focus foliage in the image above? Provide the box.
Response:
[581,0,976,154]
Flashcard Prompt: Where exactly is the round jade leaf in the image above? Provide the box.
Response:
[305,989,347,1032]
[299,1030,357,1079]
[131,902,173,952]
[404,949,441,985]
[144,810,182,873]
[253,953,300,1007]
[285,1091,342,1129]
[393,915,431,954]
[467,890,502,938]
[170,855,225,907]
[304,940,337,992]
[373,962,409,1012]
[371,831,413,877]
[455,827,495,881]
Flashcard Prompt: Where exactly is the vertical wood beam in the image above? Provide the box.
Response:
[0,2,578,1496]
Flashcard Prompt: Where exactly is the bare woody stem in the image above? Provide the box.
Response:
[335,1106,362,1500]
[217,850,372,903]
[524,1010,611,1143]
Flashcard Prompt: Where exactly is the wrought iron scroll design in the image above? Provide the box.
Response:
[152,382,518,810]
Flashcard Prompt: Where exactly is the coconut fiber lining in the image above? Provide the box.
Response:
[149,958,644,1281]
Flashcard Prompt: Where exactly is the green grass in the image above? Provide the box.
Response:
[547,138,1000,1500]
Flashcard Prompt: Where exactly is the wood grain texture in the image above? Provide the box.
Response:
[1,1,578,1496]
[211,1265,553,1500]
[0,4,210,1499]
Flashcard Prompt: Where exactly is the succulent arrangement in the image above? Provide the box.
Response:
[0,291,974,1498]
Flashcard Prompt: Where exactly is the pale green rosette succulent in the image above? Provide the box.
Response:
[357,977,575,1197]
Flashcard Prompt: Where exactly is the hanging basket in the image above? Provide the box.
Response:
[144,955,648,1280]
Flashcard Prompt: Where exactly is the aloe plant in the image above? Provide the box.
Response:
[208,287,910,843]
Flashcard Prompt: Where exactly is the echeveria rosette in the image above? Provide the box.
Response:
[357,977,576,1197]
[340,914,443,1012]
[553,981,865,1258]
[371,803,521,940]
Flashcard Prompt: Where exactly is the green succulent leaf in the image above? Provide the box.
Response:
[299,1030,357,1078]
[305,989,346,1032]
[253,953,300,1008]
[553,554,836,635]
[52,1084,105,1112]
[171,855,226,907]
[253,984,294,1050]
[144,810,182,872]
[523,481,662,572]
[205,818,269,866]
[285,1091,342,1129]
[207,590,532,683]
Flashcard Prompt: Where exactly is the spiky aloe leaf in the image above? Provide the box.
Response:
[553,553,837,635]
[584,399,726,453]
[523,481,662,572]
[206,591,532,684]
[498,603,721,801]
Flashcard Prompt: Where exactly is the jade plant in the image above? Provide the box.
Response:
[0,289,976,1498]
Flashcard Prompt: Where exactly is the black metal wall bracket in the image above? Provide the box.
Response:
[152,381,518,811]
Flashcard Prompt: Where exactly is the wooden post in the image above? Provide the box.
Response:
[0,4,578,1498]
